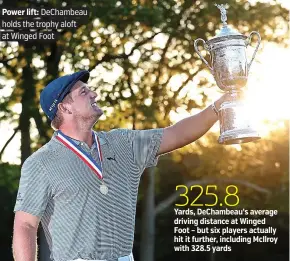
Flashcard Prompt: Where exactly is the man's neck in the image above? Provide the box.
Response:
[59,124,94,147]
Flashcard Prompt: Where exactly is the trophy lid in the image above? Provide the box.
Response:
[211,4,243,39]
[215,24,241,37]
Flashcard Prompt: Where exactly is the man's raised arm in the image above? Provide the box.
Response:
[158,95,225,155]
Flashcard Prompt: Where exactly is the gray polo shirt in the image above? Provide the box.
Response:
[14,128,164,261]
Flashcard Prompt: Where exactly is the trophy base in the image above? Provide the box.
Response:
[218,129,260,145]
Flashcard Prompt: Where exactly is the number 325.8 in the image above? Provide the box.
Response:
[175,185,239,207]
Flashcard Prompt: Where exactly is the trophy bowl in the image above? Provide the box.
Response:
[194,32,260,92]
[209,35,249,91]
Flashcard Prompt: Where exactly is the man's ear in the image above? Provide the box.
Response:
[58,103,72,114]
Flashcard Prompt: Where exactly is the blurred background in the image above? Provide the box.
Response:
[0,0,289,260]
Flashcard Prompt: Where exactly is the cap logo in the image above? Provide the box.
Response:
[49,99,58,111]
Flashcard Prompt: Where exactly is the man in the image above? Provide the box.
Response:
[13,70,225,261]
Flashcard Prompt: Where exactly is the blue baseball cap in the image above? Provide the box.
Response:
[40,70,90,120]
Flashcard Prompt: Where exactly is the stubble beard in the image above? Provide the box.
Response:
[75,109,103,131]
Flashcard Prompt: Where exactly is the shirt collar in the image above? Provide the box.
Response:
[53,131,107,147]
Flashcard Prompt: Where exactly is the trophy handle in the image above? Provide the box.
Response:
[194,38,214,73]
[246,31,261,73]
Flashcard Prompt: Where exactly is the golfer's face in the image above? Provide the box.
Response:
[69,81,103,120]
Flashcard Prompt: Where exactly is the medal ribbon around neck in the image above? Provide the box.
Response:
[56,130,103,180]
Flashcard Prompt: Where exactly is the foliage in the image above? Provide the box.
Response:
[0,163,20,260]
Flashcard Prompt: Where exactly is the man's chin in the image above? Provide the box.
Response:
[92,109,103,122]
[95,108,103,117]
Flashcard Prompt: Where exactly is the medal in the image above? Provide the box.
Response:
[56,130,109,195]
[100,183,109,195]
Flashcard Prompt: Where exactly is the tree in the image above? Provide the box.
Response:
[0,0,288,260]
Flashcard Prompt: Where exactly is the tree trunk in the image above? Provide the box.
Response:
[140,167,155,261]
[19,48,34,165]
[32,108,50,144]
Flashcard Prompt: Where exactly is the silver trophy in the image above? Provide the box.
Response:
[194,4,261,144]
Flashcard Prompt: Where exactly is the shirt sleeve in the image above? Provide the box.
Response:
[126,128,164,170]
[14,157,51,217]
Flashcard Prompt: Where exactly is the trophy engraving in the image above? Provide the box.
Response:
[194,4,261,144]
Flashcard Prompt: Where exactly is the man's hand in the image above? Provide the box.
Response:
[214,93,229,111]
